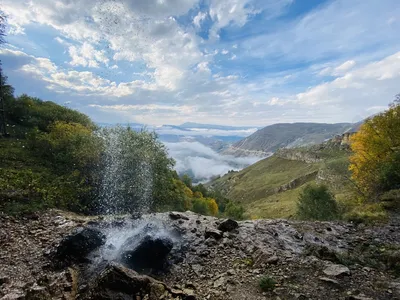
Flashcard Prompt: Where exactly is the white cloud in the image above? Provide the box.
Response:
[193,11,207,28]
[164,141,260,182]
[68,42,109,68]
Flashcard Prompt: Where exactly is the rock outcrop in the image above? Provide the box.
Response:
[1,210,400,300]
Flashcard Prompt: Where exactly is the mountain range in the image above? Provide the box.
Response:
[223,122,362,157]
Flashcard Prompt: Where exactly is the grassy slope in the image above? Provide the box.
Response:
[209,145,353,219]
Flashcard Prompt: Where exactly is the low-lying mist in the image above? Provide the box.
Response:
[164,141,261,183]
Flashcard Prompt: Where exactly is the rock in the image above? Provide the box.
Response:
[217,219,239,232]
[266,255,279,265]
[323,264,351,277]
[191,264,203,277]
[0,276,10,286]
[345,296,373,300]
[319,277,339,285]
[213,276,226,288]
[84,262,168,300]
[169,212,189,221]
[0,291,25,300]
[25,283,50,300]
[204,228,223,240]
[121,235,173,271]
[55,227,106,263]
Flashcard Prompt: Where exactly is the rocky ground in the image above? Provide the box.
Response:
[1,210,400,300]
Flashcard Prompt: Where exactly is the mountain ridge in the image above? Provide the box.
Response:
[223,122,358,157]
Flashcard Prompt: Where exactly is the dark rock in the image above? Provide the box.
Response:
[54,227,106,264]
[84,262,167,300]
[205,228,223,240]
[169,212,189,220]
[217,219,239,232]
[0,275,10,286]
[121,235,173,271]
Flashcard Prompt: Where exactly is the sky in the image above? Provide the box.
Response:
[1,0,400,126]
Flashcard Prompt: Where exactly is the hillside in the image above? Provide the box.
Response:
[223,122,355,157]
[208,135,355,219]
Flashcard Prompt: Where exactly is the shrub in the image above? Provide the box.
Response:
[225,201,245,220]
[259,275,276,292]
[296,184,339,221]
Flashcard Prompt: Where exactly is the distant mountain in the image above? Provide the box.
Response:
[179,122,258,131]
[223,122,356,157]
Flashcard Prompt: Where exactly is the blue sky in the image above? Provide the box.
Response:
[1,0,400,126]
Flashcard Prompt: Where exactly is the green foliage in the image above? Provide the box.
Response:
[344,203,388,224]
[4,94,95,135]
[181,174,193,189]
[225,201,245,220]
[296,184,340,221]
[258,275,276,292]
[97,126,175,214]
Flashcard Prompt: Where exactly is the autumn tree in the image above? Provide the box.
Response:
[349,98,400,199]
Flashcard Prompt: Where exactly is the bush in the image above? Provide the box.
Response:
[259,275,276,292]
[296,184,339,221]
[225,201,245,220]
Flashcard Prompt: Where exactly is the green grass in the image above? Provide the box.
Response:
[208,145,357,219]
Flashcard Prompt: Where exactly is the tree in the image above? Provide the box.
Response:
[296,184,339,221]
[96,126,175,214]
[181,174,192,188]
[349,99,400,198]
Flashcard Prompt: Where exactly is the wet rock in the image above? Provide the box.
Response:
[204,228,223,240]
[217,219,238,232]
[54,227,106,264]
[323,264,351,277]
[121,235,173,271]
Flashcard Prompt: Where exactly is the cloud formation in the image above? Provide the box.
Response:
[164,141,260,182]
[1,0,400,126]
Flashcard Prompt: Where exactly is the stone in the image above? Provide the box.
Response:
[217,219,239,232]
[266,255,279,265]
[84,262,169,300]
[54,227,106,264]
[25,283,50,300]
[323,264,351,277]
[204,228,223,240]
[121,235,173,271]
[0,291,25,300]
[319,277,339,285]
[213,276,226,288]
[0,276,10,286]
[169,212,189,221]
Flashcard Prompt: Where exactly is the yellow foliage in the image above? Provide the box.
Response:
[206,198,219,216]
[349,103,400,197]
[184,186,193,198]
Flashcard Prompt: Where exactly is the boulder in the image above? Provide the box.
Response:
[54,227,106,264]
[323,264,351,277]
[204,228,223,240]
[217,219,239,232]
[121,235,173,271]
[84,262,166,300]
[84,263,196,300]
[169,212,189,220]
